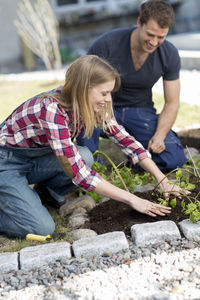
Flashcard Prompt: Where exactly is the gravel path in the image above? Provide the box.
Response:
[1,238,200,300]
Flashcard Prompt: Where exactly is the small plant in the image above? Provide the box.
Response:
[154,149,200,223]
[109,166,153,193]
[81,151,154,203]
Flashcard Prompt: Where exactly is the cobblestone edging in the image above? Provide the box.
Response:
[1,219,200,275]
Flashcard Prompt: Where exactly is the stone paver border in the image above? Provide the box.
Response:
[131,220,181,247]
[1,219,200,275]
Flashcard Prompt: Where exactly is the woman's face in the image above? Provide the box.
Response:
[88,80,115,113]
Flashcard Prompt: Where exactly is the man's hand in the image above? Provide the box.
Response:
[159,178,191,200]
[148,135,166,154]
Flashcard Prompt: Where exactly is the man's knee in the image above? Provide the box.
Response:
[152,146,187,171]
[77,146,94,168]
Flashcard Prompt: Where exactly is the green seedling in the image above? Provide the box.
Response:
[154,148,200,223]
[80,151,154,203]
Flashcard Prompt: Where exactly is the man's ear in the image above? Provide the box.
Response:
[137,17,141,28]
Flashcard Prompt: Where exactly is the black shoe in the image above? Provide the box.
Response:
[34,184,66,209]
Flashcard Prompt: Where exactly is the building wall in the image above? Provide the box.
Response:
[174,0,200,33]
[0,0,21,73]
[0,0,199,74]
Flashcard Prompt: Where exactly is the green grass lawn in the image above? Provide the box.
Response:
[153,93,200,130]
[0,80,64,123]
[1,80,200,129]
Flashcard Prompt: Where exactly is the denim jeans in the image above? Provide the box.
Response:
[0,145,93,238]
[77,107,187,171]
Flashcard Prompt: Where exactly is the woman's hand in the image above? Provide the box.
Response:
[159,178,190,200]
[129,197,171,217]
[95,177,171,217]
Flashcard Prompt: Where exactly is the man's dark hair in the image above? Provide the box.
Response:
[139,0,175,29]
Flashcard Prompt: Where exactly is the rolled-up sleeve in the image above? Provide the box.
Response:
[39,99,102,191]
[104,117,151,164]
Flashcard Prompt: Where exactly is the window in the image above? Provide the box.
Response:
[87,0,105,2]
[50,0,139,19]
[57,0,78,5]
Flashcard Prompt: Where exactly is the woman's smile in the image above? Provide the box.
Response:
[89,80,115,113]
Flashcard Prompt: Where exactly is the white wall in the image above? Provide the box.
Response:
[174,0,200,32]
[0,0,21,72]
[0,0,200,74]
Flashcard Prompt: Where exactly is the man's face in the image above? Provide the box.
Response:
[137,18,169,53]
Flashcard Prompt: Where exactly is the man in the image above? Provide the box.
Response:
[77,0,187,171]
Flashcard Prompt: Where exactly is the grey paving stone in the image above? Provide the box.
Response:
[70,229,97,241]
[72,231,129,259]
[131,221,181,247]
[179,219,200,241]
[0,252,18,274]
[134,183,154,193]
[20,242,71,271]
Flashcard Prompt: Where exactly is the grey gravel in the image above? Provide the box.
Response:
[1,238,200,300]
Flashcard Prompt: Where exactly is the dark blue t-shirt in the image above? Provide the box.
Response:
[88,27,180,108]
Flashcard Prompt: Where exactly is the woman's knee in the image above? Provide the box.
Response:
[0,213,55,238]
[77,146,94,168]
[30,215,55,236]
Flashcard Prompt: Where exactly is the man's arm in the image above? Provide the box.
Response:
[148,78,180,154]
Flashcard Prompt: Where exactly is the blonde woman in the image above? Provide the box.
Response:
[0,55,182,238]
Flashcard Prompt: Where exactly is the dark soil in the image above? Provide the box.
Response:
[178,128,200,150]
[85,128,200,237]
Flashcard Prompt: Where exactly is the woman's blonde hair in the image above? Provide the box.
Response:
[56,55,121,138]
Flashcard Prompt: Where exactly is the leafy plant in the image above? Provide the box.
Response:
[81,151,154,203]
[154,150,200,223]
[109,166,152,193]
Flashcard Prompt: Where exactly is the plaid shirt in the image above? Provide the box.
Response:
[0,87,150,191]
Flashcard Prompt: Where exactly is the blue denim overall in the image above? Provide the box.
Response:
[0,121,93,238]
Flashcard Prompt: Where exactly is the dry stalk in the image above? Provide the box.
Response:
[186,145,200,178]
[14,0,61,70]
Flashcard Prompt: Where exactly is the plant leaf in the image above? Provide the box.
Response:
[190,213,197,223]
[170,198,177,208]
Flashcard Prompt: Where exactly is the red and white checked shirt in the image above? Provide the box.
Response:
[0,87,151,191]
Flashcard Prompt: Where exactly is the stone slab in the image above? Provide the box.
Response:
[0,252,18,274]
[72,231,129,259]
[20,242,71,271]
[134,183,154,193]
[179,219,200,241]
[131,221,181,247]
[70,229,97,241]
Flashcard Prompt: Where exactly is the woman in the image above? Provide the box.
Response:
[0,55,181,238]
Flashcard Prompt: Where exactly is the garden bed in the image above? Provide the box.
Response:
[86,178,200,237]
[84,128,200,236]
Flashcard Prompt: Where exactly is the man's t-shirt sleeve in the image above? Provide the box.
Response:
[162,41,181,81]
[87,32,110,58]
